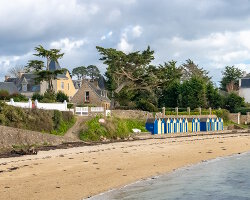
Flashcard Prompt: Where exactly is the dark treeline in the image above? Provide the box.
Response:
[93,46,246,113]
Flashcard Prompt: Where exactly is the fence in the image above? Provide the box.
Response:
[35,100,67,111]
[75,107,88,116]
[91,107,104,112]
[6,98,32,109]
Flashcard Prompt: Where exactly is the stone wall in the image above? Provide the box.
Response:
[112,110,153,119]
[0,126,76,149]
[229,112,250,124]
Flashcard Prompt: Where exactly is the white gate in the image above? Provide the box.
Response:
[75,107,88,116]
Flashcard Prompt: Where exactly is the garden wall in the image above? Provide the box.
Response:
[0,125,76,149]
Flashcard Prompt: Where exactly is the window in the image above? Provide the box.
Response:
[85,91,90,102]
[22,84,27,92]
[61,82,64,89]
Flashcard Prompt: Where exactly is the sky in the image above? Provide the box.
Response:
[1,0,250,85]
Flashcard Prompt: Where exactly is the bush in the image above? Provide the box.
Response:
[56,91,69,102]
[32,93,44,101]
[0,90,9,100]
[214,109,229,122]
[0,103,75,135]
[136,99,158,112]
[224,92,245,113]
[9,93,28,102]
[67,103,74,109]
[42,90,56,102]
[79,116,147,141]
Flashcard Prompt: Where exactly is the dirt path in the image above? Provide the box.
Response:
[64,116,89,140]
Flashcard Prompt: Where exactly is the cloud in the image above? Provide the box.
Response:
[101,31,113,40]
[50,38,86,52]
[1,0,250,83]
[132,25,142,37]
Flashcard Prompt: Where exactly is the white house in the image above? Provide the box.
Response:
[239,77,250,103]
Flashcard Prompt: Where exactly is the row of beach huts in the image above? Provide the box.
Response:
[145,118,224,134]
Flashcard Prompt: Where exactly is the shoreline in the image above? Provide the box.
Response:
[89,150,250,199]
[0,133,250,200]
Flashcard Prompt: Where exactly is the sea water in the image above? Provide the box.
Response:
[90,152,250,200]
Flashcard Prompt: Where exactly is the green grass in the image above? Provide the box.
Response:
[79,116,147,142]
[51,117,76,136]
[224,120,249,129]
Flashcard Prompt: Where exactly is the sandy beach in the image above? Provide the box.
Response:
[1,132,250,200]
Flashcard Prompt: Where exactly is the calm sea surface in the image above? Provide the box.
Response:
[89,152,250,200]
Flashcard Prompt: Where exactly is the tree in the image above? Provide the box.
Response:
[181,59,211,82]
[72,66,88,80]
[34,45,64,70]
[8,66,25,78]
[224,92,245,112]
[179,76,207,109]
[25,46,65,92]
[56,91,69,102]
[220,66,243,92]
[206,82,223,108]
[97,46,157,93]
[87,65,100,81]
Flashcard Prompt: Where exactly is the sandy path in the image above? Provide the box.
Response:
[0,133,250,200]
[64,116,88,140]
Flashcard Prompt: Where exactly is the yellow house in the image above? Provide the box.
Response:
[40,60,76,99]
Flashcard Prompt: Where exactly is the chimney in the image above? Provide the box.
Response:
[5,75,10,81]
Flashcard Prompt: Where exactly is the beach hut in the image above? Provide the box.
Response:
[210,118,215,131]
[197,118,200,132]
[176,118,180,133]
[181,118,186,133]
[191,118,196,132]
[184,118,188,133]
[165,118,170,134]
[215,118,219,131]
[179,118,183,133]
[161,119,166,134]
[173,118,177,133]
[157,118,162,134]
[170,118,174,133]
[218,118,224,131]
[200,118,210,132]
[145,118,158,134]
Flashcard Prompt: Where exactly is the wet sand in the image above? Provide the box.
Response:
[0,133,250,200]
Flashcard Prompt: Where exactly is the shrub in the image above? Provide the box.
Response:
[79,116,147,141]
[0,90,9,100]
[215,109,230,122]
[43,90,56,102]
[56,91,69,102]
[136,99,158,112]
[32,92,44,101]
[9,93,28,102]
[224,92,245,113]
[67,103,74,109]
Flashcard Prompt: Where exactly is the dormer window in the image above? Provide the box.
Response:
[22,83,27,92]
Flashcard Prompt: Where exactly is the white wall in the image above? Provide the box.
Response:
[239,88,250,103]
[35,100,67,111]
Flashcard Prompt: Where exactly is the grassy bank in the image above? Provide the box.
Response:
[0,102,75,135]
[79,116,147,141]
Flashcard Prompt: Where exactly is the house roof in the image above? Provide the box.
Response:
[0,82,19,94]
[49,60,61,71]
[241,78,250,88]
[87,81,110,102]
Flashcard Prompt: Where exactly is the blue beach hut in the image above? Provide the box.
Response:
[161,119,166,134]
[176,118,180,133]
[173,118,177,133]
[145,118,158,134]
[184,118,188,133]
[219,118,224,130]
[191,118,196,132]
[210,118,215,131]
[170,118,174,133]
[166,118,170,133]
[200,118,210,131]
